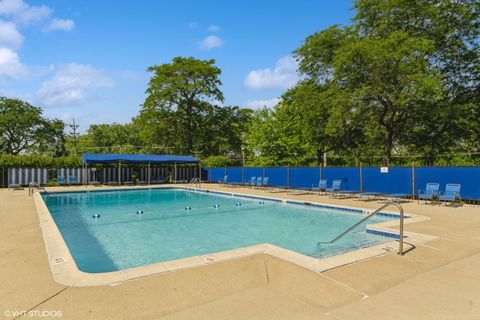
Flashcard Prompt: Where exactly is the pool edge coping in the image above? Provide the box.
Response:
[33,186,437,287]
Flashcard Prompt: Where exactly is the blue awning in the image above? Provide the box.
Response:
[82,153,200,164]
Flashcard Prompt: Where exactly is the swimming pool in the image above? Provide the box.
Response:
[42,188,396,273]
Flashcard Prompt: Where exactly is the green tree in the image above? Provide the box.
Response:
[245,104,310,166]
[0,97,66,155]
[353,0,480,161]
[141,57,223,154]
[77,123,141,154]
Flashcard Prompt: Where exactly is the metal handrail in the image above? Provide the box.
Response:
[188,177,200,189]
[318,202,405,255]
[28,182,48,196]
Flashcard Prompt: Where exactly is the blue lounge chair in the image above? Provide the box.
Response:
[439,184,461,204]
[57,176,66,186]
[256,177,263,188]
[69,175,77,185]
[326,180,342,193]
[385,193,411,202]
[312,179,328,193]
[262,177,269,188]
[418,183,440,203]
[249,176,257,187]
[218,175,228,184]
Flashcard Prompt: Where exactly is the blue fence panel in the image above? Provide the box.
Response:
[362,167,412,195]
[290,168,320,189]
[264,167,288,187]
[415,167,480,200]
[203,166,480,200]
[322,168,360,191]
[207,168,225,182]
[226,167,243,184]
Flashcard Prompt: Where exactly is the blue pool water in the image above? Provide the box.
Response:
[42,188,394,273]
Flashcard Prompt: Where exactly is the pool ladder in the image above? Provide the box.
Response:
[28,182,48,196]
[188,177,201,189]
[318,202,405,255]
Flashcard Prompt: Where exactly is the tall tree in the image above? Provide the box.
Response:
[0,97,65,155]
[141,57,223,154]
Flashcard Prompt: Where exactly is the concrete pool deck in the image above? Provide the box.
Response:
[1,183,480,319]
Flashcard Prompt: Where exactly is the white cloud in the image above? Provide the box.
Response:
[0,20,22,49]
[0,0,51,25]
[37,63,114,107]
[245,97,281,110]
[244,55,299,89]
[0,46,26,79]
[208,24,220,32]
[200,35,222,50]
[46,18,74,31]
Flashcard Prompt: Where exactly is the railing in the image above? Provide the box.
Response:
[318,202,405,255]
[187,177,201,189]
[28,182,48,196]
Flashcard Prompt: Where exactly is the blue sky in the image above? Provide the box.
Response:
[0,0,353,131]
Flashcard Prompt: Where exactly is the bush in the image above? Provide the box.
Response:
[201,156,235,168]
[0,154,82,167]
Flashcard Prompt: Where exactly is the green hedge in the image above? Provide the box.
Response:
[0,154,82,167]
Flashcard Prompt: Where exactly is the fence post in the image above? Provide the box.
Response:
[287,165,290,189]
[242,166,244,185]
[263,167,265,179]
[411,161,415,199]
[360,161,363,193]
[224,164,227,179]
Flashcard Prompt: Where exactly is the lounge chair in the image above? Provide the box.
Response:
[439,184,461,204]
[137,180,146,185]
[123,181,134,186]
[311,179,327,193]
[57,176,66,186]
[418,183,440,203]
[385,193,411,202]
[89,180,101,186]
[69,175,78,186]
[8,183,23,190]
[326,180,342,194]
[151,176,167,184]
[262,177,269,188]
[107,181,119,186]
[256,177,263,188]
[249,176,257,187]
[359,191,386,200]
[218,175,228,184]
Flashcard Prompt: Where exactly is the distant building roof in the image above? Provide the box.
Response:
[82,153,200,164]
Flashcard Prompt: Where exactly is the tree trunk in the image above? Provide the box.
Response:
[383,130,393,166]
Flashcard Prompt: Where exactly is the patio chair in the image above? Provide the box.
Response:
[326,180,342,194]
[57,176,66,186]
[8,183,23,190]
[385,193,411,202]
[359,191,386,201]
[249,176,257,187]
[262,177,269,188]
[439,184,461,204]
[418,183,440,203]
[218,175,228,184]
[311,179,327,193]
[256,177,263,188]
[151,176,166,184]
[69,175,78,186]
